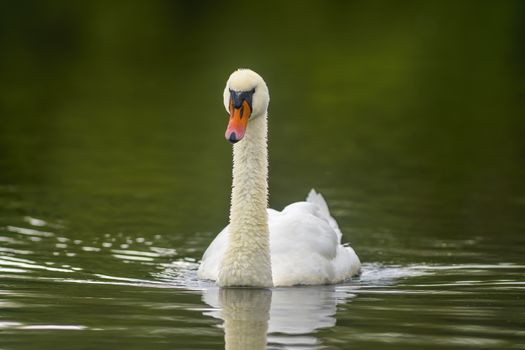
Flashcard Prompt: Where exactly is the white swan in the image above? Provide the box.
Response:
[197,69,360,287]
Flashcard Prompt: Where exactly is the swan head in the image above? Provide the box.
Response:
[223,69,269,144]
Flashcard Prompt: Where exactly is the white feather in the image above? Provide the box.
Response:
[198,190,361,286]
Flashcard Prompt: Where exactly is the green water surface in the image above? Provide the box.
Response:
[1,2,524,349]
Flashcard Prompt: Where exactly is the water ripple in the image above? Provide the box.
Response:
[5,225,54,237]
[0,231,524,350]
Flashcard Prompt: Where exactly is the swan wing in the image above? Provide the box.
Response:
[269,189,360,285]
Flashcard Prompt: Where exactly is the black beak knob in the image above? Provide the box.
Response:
[228,132,239,144]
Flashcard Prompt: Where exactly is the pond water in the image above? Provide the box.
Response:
[1,2,525,349]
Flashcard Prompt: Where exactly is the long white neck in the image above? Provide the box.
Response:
[218,114,273,287]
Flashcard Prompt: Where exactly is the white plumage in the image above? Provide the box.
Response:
[197,69,360,287]
[198,189,361,286]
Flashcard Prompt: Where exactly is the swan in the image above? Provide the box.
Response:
[197,69,360,287]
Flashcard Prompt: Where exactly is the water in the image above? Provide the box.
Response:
[1,2,525,349]
[1,224,524,349]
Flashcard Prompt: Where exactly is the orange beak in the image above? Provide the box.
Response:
[225,99,251,143]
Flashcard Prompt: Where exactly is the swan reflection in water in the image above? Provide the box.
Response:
[202,285,357,349]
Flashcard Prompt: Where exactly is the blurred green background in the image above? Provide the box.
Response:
[1,2,525,349]
[1,1,524,254]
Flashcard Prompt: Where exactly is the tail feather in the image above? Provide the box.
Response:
[306,188,330,218]
[306,188,342,241]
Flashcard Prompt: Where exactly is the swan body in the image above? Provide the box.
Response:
[198,189,361,286]
[197,69,360,287]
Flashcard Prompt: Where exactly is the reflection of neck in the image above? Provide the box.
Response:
[219,114,273,287]
[220,288,271,350]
